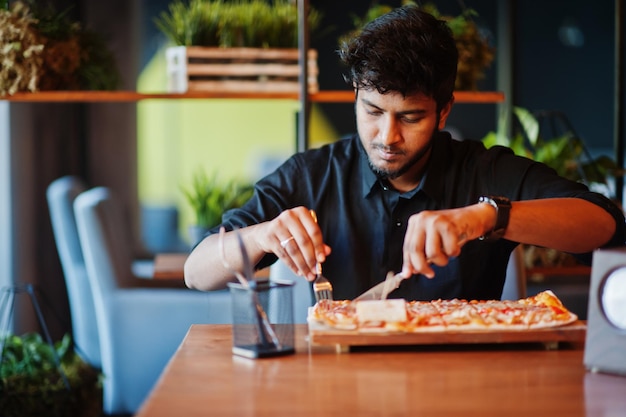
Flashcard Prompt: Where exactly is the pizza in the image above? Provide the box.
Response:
[308,290,578,333]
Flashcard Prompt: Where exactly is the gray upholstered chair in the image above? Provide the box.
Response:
[47,176,102,368]
[502,246,527,300]
[47,176,171,369]
[73,185,232,415]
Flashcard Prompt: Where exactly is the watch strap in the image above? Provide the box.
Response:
[478,196,511,241]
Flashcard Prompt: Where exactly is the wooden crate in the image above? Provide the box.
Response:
[166,46,319,94]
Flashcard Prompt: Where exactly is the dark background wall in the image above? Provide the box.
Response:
[515,0,617,154]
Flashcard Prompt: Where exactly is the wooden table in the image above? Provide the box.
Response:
[152,253,270,280]
[135,324,626,416]
[153,253,188,280]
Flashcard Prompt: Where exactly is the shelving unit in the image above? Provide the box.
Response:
[2,90,505,103]
[2,89,505,153]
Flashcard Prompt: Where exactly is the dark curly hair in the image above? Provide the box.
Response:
[338,5,458,110]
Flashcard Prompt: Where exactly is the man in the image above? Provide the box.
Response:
[185,5,624,301]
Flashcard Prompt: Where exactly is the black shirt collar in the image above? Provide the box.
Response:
[358,131,452,201]
[357,138,379,198]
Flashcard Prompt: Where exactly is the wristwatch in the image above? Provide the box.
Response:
[478,196,512,241]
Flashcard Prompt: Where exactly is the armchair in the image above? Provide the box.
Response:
[73,186,231,415]
[47,176,185,370]
[47,176,101,368]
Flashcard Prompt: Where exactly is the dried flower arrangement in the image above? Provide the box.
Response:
[0,1,121,96]
[0,2,44,95]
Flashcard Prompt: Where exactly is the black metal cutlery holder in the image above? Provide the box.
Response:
[228,280,295,358]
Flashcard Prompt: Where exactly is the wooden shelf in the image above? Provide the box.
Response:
[527,265,591,277]
[2,90,505,104]
[451,91,506,104]
[2,90,297,102]
[313,90,505,103]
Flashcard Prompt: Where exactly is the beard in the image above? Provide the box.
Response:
[368,133,436,180]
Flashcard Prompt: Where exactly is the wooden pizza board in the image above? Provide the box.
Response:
[308,320,587,351]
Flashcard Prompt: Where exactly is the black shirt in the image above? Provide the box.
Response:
[215,132,625,301]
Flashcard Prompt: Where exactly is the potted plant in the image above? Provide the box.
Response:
[154,0,322,93]
[0,1,44,95]
[181,170,254,245]
[0,1,121,96]
[339,1,494,91]
[482,106,623,268]
[483,106,622,197]
[0,332,102,417]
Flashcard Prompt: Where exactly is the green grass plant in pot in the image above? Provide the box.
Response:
[154,0,322,48]
[0,333,102,417]
[181,170,254,246]
[155,0,323,93]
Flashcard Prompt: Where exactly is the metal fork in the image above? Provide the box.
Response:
[309,210,333,302]
[313,263,333,302]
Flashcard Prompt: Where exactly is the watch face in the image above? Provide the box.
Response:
[601,267,626,330]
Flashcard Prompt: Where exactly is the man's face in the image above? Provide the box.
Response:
[356,88,452,191]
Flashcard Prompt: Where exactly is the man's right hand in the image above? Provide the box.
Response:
[253,206,331,281]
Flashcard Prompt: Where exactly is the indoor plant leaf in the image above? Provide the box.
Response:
[1,332,102,417]
[512,106,539,147]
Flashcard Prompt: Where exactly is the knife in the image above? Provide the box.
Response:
[354,234,465,302]
[353,271,405,301]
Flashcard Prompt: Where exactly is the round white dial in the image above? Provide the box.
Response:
[602,268,626,329]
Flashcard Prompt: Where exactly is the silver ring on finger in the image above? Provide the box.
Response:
[280,236,295,248]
